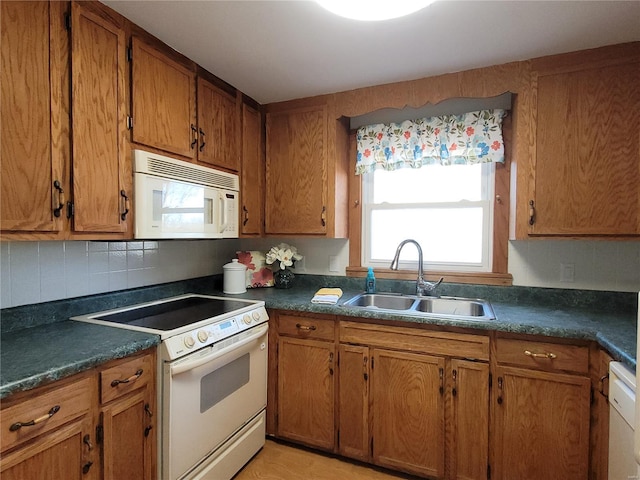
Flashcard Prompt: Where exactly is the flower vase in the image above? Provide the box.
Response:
[273,268,295,289]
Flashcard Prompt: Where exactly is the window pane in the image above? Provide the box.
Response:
[370,208,484,264]
[372,164,483,203]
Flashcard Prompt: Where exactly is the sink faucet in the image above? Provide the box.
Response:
[390,239,443,296]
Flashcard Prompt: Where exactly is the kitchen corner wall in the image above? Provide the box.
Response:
[2,237,639,309]
[509,239,640,292]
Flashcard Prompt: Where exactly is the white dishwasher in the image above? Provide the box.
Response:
[609,361,636,480]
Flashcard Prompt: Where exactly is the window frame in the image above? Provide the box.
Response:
[361,162,495,272]
[346,117,513,286]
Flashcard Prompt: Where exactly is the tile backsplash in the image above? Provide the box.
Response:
[2,237,639,309]
[0,240,236,309]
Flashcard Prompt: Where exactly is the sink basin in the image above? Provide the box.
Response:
[342,293,495,321]
[414,297,489,317]
[342,293,417,311]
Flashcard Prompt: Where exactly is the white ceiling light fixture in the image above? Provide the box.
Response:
[315,0,436,21]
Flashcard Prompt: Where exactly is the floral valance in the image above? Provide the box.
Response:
[355,109,507,175]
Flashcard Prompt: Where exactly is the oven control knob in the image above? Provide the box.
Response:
[243,314,252,325]
[252,311,261,321]
[184,336,195,349]
[197,330,208,343]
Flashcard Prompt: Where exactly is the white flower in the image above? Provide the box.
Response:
[265,243,303,270]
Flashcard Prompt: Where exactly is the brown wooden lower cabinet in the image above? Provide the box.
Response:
[491,366,591,479]
[277,336,335,450]
[270,311,608,480]
[371,348,445,478]
[0,349,156,480]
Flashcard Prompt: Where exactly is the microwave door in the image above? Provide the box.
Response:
[135,174,223,239]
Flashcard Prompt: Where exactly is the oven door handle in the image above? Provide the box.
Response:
[170,323,268,376]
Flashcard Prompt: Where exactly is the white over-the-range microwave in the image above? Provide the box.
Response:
[133,149,239,239]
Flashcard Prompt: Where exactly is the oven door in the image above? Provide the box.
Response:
[162,323,268,480]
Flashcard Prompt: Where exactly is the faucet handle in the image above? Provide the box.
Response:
[418,277,444,296]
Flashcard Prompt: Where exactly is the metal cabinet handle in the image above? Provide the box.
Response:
[191,124,198,149]
[452,368,458,397]
[320,206,326,227]
[243,206,249,226]
[524,350,557,359]
[111,368,143,387]
[83,434,93,451]
[295,323,316,331]
[438,367,444,396]
[9,405,60,431]
[199,128,206,152]
[120,190,130,221]
[528,200,536,226]
[53,180,65,217]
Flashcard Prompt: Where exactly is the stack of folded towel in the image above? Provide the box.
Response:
[311,288,343,305]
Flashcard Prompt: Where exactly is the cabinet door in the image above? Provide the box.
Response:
[265,105,327,234]
[449,360,489,480]
[277,337,335,450]
[492,366,590,480]
[1,1,66,233]
[131,38,196,159]
[0,416,95,480]
[197,78,240,171]
[338,344,369,462]
[531,59,640,235]
[71,2,128,233]
[241,102,264,236]
[101,389,154,480]
[371,348,445,478]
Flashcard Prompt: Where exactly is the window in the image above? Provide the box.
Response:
[362,163,495,272]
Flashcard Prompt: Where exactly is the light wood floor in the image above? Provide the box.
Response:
[234,440,413,480]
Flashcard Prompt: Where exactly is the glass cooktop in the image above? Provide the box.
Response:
[94,296,253,331]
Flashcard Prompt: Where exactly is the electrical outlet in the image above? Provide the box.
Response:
[560,263,575,282]
[329,255,339,272]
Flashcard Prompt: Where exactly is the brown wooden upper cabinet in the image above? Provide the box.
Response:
[1,1,67,235]
[131,37,197,159]
[529,43,640,236]
[265,100,349,237]
[197,77,241,172]
[131,38,241,172]
[241,102,264,235]
[71,2,129,234]
[1,1,130,238]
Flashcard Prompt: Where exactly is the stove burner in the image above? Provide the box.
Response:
[95,296,253,331]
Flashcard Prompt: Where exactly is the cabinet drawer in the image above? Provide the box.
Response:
[100,353,153,404]
[1,377,92,453]
[495,338,589,373]
[278,314,335,341]
[340,321,489,360]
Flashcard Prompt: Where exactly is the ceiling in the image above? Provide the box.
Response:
[103,0,640,105]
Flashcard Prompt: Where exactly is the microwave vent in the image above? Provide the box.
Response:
[134,150,239,191]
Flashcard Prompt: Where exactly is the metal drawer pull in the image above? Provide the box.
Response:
[9,405,60,431]
[524,350,557,359]
[295,323,317,331]
[111,368,143,387]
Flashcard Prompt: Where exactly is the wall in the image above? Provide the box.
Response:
[0,238,349,309]
[509,240,640,292]
[1,237,638,309]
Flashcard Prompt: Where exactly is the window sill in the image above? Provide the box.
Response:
[346,267,513,286]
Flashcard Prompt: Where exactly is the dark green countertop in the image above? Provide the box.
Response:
[0,275,636,400]
[0,322,159,399]
[228,283,637,370]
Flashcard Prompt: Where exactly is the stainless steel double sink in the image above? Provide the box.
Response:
[342,293,495,321]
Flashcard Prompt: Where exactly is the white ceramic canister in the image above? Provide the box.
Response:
[223,259,247,294]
